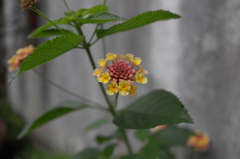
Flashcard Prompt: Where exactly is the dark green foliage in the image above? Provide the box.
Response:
[8,35,84,85]
[76,12,125,24]
[101,144,117,158]
[114,90,193,129]
[73,148,101,159]
[135,129,151,142]
[153,126,194,148]
[18,101,89,139]
[96,10,181,38]
[86,118,109,131]
[28,18,72,38]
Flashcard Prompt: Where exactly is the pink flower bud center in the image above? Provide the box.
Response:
[106,59,137,83]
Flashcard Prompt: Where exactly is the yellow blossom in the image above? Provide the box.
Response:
[7,55,19,65]
[98,59,107,67]
[131,57,141,65]
[7,55,20,71]
[124,54,134,61]
[16,45,34,60]
[138,67,148,74]
[97,72,110,83]
[106,52,117,61]
[93,53,148,97]
[118,80,131,96]
[93,67,104,76]
[187,132,210,152]
[136,72,148,84]
[106,81,119,95]
[23,44,34,53]
[129,83,137,98]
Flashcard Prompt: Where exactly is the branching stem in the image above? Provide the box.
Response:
[31,6,65,35]
[32,69,107,111]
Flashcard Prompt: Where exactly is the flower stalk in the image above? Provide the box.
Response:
[31,6,66,35]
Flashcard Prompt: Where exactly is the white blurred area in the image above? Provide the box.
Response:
[4,0,240,158]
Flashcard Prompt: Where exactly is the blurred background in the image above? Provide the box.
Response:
[1,0,240,159]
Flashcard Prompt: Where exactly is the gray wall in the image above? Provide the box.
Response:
[4,0,240,158]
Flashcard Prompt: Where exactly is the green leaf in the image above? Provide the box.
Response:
[17,101,89,139]
[82,5,108,17]
[28,18,71,38]
[135,129,151,142]
[29,29,75,38]
[158,148,175,159]
[153,126,194,148]
[74,148,101,159]
[64,10,75,16]
[76,9,87,17]
[96,10,181,38]
[8,35,84,85]
[96,130,122,145]
[86,118,109,131]
[121,154,144,159]
[102,144,117,158]
[138,143,159,159]
[96,136,112,145]
[113,90,193,129]
[77,12,125,24]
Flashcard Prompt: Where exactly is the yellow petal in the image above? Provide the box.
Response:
[124,54,134,61]
[131,57,141,65]
[106,52,116,61]
[106,81,119,95]
[98,59,107,67]
[136,73,148,84]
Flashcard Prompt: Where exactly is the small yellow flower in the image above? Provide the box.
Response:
[97,72,111,83]
[136,72,148,84]
[23,44,35,53]
[98,59,108,67]
[187,132,210,152]
[131,57,141,65]
[129,83,137,98]
[124,54,134,61]
[7,55,19,65]
[118,80,131,96]
[7,55,20,72]
[106,53,117,61]
[138,67,148,75]
[106,81,119,95]
[93,53,148,97]
[7,45,35,72]
[93,67,104,76]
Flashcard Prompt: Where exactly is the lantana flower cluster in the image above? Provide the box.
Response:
[7,45,35,71]
[20,0,39,10]
[187,131,210,152]
[93,53,148,97]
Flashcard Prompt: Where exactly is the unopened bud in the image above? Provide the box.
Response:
[20,0,39,10]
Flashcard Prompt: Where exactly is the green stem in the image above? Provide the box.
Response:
[114,94,132,153]
[119,128,133,154]
[85,44,133,154]
[88,24,99,44]
[63,0,70,11]
[100,24,107,55]
[88,0,107,44]
[85,47,115,114]
[74,20,132,154]
[31,6,65,35]
[114,93,119,108]
[102,0,107,10]
[32,69,107,111]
